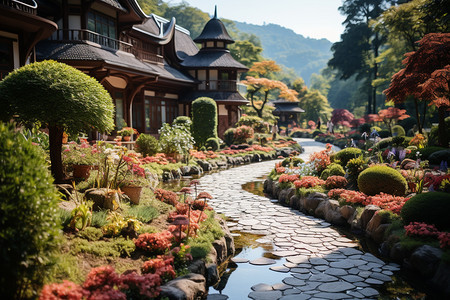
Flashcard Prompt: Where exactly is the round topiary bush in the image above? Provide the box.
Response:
[205,137,220,151]
[401,192,450,230]
[135,133,159,157]
[320,163,345,179]
[0,122,61,297]
[191,97,217,148]
[358,165,407,196]
[173,116,192,129]
[223,128,235,146]
[334,147,363,167]
[391,125,406,137]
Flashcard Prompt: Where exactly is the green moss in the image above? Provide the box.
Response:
[296,186,326,198]
[187,211,224,260]
[334,147,363,167]
[70,237,135,258]
[320,163,345,179]
[76,227,103,241]
[47,252,85,285]
[401,192,450,230]
[399,236,440,252]
[358,165,407,196]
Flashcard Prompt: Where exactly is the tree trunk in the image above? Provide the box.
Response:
[48,125,65,183]
[437,105,449,148]
[413,97,423,134]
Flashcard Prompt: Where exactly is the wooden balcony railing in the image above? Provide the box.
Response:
[1,0,37,15]
[50,29,133,53]
[201,80,237,91]
[133,49,164,64]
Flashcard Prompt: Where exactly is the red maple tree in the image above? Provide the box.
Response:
[384,33,450,147]
[330,109,354,127]
[378,107,410,133]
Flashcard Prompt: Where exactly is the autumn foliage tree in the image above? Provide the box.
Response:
[331,109,354,127]
[378,107,410,133]
[384,33,450,147]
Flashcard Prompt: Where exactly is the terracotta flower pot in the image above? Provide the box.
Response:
[121,186,143,205]
[73,164,93,179]
[123,135,131,141]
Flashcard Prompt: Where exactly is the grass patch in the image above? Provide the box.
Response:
[76,227,103,241]
[399,235,440,252]
[47,252,85,285]
[57,208,72,229]
[69,237,135,258]
[296,186,326,198]
[91,210,108,228]
[187,211,224,260]
[125,205,159,223]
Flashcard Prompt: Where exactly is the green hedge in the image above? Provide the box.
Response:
[191,97,217,148]
[401,192,450,230]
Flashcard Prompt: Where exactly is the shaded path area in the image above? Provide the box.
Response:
[200,139,399,299]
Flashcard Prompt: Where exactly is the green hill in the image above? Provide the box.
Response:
[234,22,332,86]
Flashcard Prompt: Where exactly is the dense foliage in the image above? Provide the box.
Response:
[0,122,61,298]
[358,165,407,196]
[136,134,159,157]
[401,192,450,230]
[191,97,218,149]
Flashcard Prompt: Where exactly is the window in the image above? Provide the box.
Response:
[87,11,117,47]
[0,37,14,79]
[143,97,178,134]
[114,92,124,129]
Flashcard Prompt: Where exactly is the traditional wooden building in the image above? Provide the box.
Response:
[272,99,305,127]
[9,0,249,137]
[0,0,57,78]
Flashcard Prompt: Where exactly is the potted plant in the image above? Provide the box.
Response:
[119,164,149,205]
[117,127,135,141]
[62,142,103,179]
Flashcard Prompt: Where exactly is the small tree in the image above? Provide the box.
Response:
[191,97,217,148]
[0,122,61,298]
[0,60,115,182]
[331,109,355,128]
[378,107,410,134]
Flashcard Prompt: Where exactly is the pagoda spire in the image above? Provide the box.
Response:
[213,5,217,19]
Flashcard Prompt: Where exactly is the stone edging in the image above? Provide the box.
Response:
[264,178,450,296]
[160,217,235,299]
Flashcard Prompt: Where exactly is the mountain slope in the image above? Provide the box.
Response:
[234,22,332,86]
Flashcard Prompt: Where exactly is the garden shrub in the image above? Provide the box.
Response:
[346,156,368,177]
[391,125,406,137]
[359,123,371,134]
[191,97,217,148]
[0,122,61,298]
[223,128,235,146]
[401,192,450,230]
[379,130,391,138]
[70,237,135,257]
[205,137,220,151]
[76,227,103,241]
[320,163,345,180]
[334,147,362,167]
[173,116,192,129]
[417,146,447,160]
[428,149,450,165]
[135,134,159,157]
[233,125,254,144]
[398,117,417,135]
[281,157,304,167]
[236,115,269,133]
[312,130,323,137]
[358,165,407,196]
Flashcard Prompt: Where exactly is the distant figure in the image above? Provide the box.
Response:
[327,121,334,134]
[272,123,278,140]
[317,118,321,130]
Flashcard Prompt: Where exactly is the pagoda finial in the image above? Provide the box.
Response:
[213,5,217,19]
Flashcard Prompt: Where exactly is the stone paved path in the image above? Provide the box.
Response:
[202,139,399,299]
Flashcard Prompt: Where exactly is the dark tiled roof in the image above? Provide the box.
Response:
[147,61,196,83]
[273,101,305,113]
[182,91,249,105]
[36,41,158,76]
[174,30,199,59]
[194,17,234,44]
[180,49,248,70]
[98,0,127,12]
[133,16,160,36]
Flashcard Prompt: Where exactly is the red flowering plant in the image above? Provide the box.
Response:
[140,153,169,165]
[404,222,440,238]
[293,176,325,189]
[278,173,300,189]
[438,232,450,249]
[234,125,254,144]
[328,189,367,205]
[324,176,348,189]
[366,193,410,214]
[154,188,179,206]
[308,143,332,174]
[141,256,176,282]
[82,266,126,299]
[62,141,103,166]
[118,271,161,299]
[39,280,85,300]
[327,188,346,200]
[134,230,173,255]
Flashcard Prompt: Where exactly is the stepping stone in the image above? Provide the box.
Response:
[314,292,352,299]
[284,262,298,268]
[248,291,282,300]
[252,224,269,230]
[314,265,329,271]
[286,255,309,264]
[256,238,272,244]
[239,219,259,226]
[361,253,385,265]
[231,257,249,263]
[309,273,339,282]
[270,266,290,273]
[370,272,392,282]
[365,278,384,285]
[252,283,273,291]
[342,275,364,282]
[283,288,302,295]
[272,250,298,257]
[324,268,348,276]
[382,270,393,276]
[292,273,311,280]
[250,257,276,265]
[360,287,380,297]
[318,281,355,292]
[347,290,365,299]
[207,295,229,300]
[280,294,311,300]
[309,257,328,265]
[271,283,292,291]
[296,281,321,291]
[282,277,306,286]
[290,267,310,274]
[329,260,355,269]
[339,248,363,256]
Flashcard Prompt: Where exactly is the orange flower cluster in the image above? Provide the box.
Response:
[308,146,332,173]
[140,153,169,165]
[141,256,176,282]
[190,150,218,160]
[325,176,348,189]
[134,231,173,255]
[278,174,300,183]
[366,193,409,214]
[293,176,325,189]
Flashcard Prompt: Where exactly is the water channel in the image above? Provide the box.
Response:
[162,138,430,299]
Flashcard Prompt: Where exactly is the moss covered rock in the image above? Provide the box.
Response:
[357,165,407,196]
[401,192,450,230]
[334,147,363,167]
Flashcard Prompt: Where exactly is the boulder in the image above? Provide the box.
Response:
[205,264,219,286]
[189,166,202,176]
[315,200,327,219]
[252,153,261,162]
[323,200,346,226]
[409,245,443,278]
[366,212,384,237]
[358,205,381,230]
[290,195,301,210]
[340,205,356,220]
[272,182,280,199]
[85,188,119,211]
[160,273,206,300]
[431,262,450,296]
[212,237,227,265]
[389,242,409,263]
[180,166,191,176]
[371,224,390,244]
[264,179,273,194]
[171,168,182,179]
[197,160,212,172]
[188,259,206,275]
[304,192,327,213]
[278,188,295,205]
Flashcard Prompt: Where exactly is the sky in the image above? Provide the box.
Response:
[170,0,346,42]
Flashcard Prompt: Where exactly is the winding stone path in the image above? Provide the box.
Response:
[202,139,399,299]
